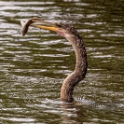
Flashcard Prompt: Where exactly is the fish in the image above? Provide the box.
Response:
[20,18,57,36]
[20,19,34,36]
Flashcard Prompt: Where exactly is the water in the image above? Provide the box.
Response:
[0,0,124,123]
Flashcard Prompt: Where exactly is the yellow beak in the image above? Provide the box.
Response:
[31,24,59,32]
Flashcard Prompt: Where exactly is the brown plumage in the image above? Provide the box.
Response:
[21,18,88,102]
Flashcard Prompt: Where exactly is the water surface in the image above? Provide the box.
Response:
[0,0,124,123]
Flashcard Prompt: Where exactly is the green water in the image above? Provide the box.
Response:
[0,0,124,123]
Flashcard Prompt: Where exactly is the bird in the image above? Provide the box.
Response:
[21,18,88,102]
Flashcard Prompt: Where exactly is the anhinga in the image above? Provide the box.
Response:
[21,18,88,102]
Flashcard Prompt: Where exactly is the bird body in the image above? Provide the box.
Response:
[57,23,87,102]
[21,18,87,102]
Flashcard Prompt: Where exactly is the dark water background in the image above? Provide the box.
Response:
[0,0,124,123]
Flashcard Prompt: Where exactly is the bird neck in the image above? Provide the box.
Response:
[60,34,87,102]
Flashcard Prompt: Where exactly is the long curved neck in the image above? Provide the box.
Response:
[60,34,87,102]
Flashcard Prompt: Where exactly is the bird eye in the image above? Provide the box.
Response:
[56,23,62,27]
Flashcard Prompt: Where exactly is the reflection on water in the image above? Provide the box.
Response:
[0,0,124,123]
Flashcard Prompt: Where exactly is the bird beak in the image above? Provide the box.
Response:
[32,24,59,32]
[21,18,64,37]
[32,24,65,37]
